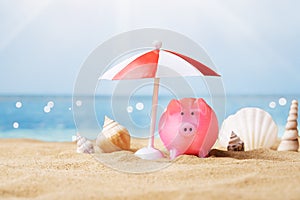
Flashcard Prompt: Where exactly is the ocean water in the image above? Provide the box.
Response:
[0,95,298,142]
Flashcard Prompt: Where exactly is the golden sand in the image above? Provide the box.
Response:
[0,138,300,200]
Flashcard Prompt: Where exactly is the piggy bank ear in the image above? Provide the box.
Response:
[196,98,208,115]
[167,99,182,115]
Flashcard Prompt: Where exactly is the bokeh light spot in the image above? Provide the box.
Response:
[136,102,144,111]
[15,101,22,108]
[76,100,82,107]
[13,122,19,129]
[44,106,51,113]
[127,106,133,113]
[269,101,276,109]
[278,97,287,106]
[47,101,55,108]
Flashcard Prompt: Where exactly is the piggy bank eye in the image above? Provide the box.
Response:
[191,112,194,115]
[180,112,184,115]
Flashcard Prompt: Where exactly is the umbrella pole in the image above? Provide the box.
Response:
[148,78,160,148]
[134,77,164,160]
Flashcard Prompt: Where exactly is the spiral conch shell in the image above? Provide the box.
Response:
[227,131,244,151]
[278,100,299,151]
[219,108,278,151]
[72,133,95,154]
[96,116,131,153]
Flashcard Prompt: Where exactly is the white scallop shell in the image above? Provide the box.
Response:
[219,108,278,151]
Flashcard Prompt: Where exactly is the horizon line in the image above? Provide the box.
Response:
[0,93,300,97]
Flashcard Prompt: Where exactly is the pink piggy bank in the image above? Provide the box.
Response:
[158,98,218,159]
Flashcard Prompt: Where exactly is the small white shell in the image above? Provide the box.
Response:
[219,108,278,151]
[96,116,130,153]
[72,134,94,154]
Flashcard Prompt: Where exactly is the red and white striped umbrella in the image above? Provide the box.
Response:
[99,42,220,160]
[101,44,219,80]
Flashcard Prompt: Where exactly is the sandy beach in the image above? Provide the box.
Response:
[0,138,300,200]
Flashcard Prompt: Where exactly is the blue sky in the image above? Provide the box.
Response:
[0,0,300,95]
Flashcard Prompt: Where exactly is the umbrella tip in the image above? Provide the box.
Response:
[152,40,162,49]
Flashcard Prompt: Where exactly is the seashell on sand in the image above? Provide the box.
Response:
[219,108,278,151]
[227,131,244,151]
[278,100,299,152]
[96,116,130,153]
[72,133,95,154]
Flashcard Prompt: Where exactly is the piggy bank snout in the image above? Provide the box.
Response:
[179,123,196,136]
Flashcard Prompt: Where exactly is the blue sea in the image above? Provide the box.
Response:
[0,95,298,141]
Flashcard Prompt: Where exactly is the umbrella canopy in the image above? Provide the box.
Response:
[99,42,220,160]
[101,49,219,80]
